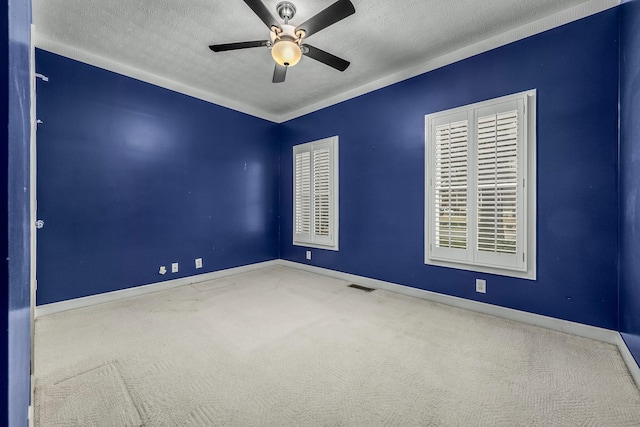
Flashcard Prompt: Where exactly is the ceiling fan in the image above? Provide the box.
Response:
[209,0,355,83]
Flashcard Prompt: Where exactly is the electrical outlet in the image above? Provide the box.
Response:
[476,279,486,294]
[172,262,179,273]
[306,250,311,260]
[159,266,167,275]
[195,258,203,269]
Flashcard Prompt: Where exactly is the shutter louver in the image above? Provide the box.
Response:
[477,110,518,255]
[295,151,311,235]
[434,120,468,250]
[293,136,339,250]
[313,148,331,237]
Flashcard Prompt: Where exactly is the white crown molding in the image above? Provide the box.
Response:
[34,0,619,124]
[277,0,621,122]
[33,35,280,123]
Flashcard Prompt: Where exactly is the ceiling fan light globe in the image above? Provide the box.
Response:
[271,39,302,67]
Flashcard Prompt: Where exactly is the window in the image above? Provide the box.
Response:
[293,136,339,250]
[425,90,536,279]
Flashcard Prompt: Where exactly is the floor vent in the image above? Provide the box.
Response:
[347,284,375,292]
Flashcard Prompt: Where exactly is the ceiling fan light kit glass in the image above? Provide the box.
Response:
[271,37,302,67]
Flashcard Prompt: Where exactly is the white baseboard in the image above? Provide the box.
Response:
[278,261,640,389]
[277,260,619,344]
[35,257,640,391]
[616,334,640,390]
[35,260,281,317]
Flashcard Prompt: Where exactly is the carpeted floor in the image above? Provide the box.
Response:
[34,266,640,426]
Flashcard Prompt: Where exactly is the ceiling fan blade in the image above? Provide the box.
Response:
[272,64,287,83]
[243,0,281,30]
[303,44,350,71]
[209,40,269,52]
[295,0,355,39]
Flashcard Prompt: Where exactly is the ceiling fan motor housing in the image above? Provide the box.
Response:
[276,2,296,22]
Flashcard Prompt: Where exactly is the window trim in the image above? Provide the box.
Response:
[293,136,339,251]
[424,90,536,280]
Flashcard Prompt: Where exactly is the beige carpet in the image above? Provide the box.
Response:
[34,266,640,426]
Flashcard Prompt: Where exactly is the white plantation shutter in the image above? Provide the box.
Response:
[293,137,339,250]
[430,111,471,263]
[426,91,533,276]
[313,148,331,236]
[475,100,525,270]
[477,110,518,254]
[294,151,311,238]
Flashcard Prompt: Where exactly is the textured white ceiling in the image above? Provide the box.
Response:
[33,0,617,122]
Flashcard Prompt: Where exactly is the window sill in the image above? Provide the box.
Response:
[425,257,536,280]
[293,241,339,251]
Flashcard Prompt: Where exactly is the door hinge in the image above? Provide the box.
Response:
[523,253,525,262]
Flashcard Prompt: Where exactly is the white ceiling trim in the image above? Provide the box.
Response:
[278,0,620,122]
[34,0,619,124]
[34,34,282,123]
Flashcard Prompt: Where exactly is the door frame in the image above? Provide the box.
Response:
[29,22,37,427]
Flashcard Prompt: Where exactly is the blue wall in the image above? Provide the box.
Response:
[34,7,628,335]
[620,0,640,365]
[1,1,9,421]
[20,1,640,421]
[279,9,620,329]
[6,0,32,424]
[35,51,280,305]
